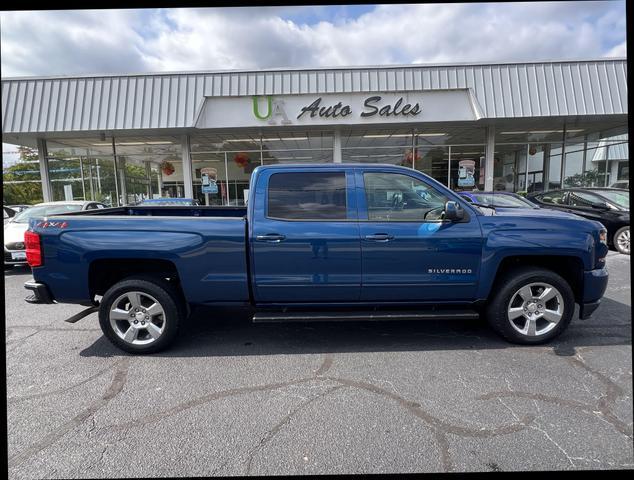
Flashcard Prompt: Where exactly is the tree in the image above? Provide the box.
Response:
[2,146,44,205]
[564,169,605,187]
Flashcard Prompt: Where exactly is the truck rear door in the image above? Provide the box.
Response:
[250,168,361,303]
[355,168,482,302]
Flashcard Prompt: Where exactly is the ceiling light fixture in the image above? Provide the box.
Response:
[262,137,309,141]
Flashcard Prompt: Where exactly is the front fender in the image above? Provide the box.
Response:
[477,228,594,300]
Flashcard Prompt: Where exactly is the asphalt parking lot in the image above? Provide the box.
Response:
[5,251,632,476]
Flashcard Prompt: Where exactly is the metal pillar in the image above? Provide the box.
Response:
[559,124,567,189]
[79,157,86,200]
[447,146,452,188]
[145,161,152,198]
[224,152,230,206]
[181,135,194,199]
[542,143,551,191]
[525,143,530,191]
[484,126,495,191]
[36,138,53,202]
[111,137,121,206]
[333,130,342,163]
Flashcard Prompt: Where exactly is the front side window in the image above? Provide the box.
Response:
[589,190,629,209]
[568,191,602,207]
[364,172,449,221]
[267,172,347,220]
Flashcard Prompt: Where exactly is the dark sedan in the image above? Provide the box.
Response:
[527,188,629,255]
[458,191,539,209]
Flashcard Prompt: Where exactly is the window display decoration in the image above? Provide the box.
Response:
[233,152,250,168]
[160,161,175,176]
[404,149,422,163]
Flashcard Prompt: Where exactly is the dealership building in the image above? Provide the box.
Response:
[1,58,628,206]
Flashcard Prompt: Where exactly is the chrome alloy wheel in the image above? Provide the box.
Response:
[109,291,166,345]
[507,282,564,337]
[616,228,630,255]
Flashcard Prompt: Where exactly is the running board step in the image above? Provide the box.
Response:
[252,310,480,323]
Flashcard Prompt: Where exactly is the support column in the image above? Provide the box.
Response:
[181,135,194,198]
[333,130,342,163]
[559,124,567,189]
[36,138,53,202]
[484,126,495,191]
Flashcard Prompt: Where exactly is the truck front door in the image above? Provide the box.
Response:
[356,169,483,302]
[251,169,361,303]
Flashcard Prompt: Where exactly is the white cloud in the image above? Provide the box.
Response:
[605,40,626,57]
[0,2,627,78]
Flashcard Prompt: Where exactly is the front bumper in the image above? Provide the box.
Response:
[24,280,55,304]
[579,266,609,319]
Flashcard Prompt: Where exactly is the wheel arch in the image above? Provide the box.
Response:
[484,255,585,305]
[88,258,186,306]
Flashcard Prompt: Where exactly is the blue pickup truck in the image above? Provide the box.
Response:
[24,164,609,353]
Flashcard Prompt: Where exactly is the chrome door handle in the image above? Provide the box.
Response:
[365,233,394,242]
[255,234,286,242]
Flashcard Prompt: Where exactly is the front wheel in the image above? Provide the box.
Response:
[485,267,575,344]
[613,226,630,255]
[98,276,184,354]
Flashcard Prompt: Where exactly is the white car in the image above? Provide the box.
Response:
[4,200,106,269]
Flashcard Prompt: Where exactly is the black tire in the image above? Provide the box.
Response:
[98,275,185,354]
[613,226,630,255]
[485,267,575,345]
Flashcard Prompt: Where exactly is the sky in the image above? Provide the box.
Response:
[0,1,628,165]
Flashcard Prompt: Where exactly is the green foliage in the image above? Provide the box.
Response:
[3,146,44,205]
[564,169,604,187]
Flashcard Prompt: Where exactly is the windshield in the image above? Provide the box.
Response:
[589,190,629,209]
[472,194,536,208]
[11,204,83,223]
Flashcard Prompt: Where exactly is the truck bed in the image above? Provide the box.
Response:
[60,205,248,218]
[31,206,250,305]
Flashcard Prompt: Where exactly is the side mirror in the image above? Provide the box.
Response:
[444,201,464,221]
[591,201,610,210]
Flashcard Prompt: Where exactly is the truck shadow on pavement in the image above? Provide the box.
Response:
[79,296,631,358]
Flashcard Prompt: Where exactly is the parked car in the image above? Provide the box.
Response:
[4,200,107,269]
[609,180,629,189]
[527,188,629,255]
[3,206,16,225]
[7,204,31,214]
[458,191,540,209]
[24,164,609,353]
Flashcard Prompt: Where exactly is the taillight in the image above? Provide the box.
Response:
[24,231,43,267]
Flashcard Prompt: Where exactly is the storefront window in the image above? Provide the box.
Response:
[342,129,413,166]
[447,146,485,191]
[2,146,44,205]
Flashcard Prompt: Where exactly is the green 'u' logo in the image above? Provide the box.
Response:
[252,96,272,120]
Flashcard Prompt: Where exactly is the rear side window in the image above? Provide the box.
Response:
[537,191,566,205]
[267,172,347,220]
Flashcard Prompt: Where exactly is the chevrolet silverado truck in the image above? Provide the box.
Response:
[24,164,609,353]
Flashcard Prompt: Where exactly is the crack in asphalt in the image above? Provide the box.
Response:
[244,385,344,475]
[7,334,632,474]
[7,364,116,404]
[90,354,535,473]
[8,357,131,470]
[477,349,633,441]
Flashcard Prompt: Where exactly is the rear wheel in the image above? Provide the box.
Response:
[613,226,630,255]
[485,267,575,344]
[98,276,185,354]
